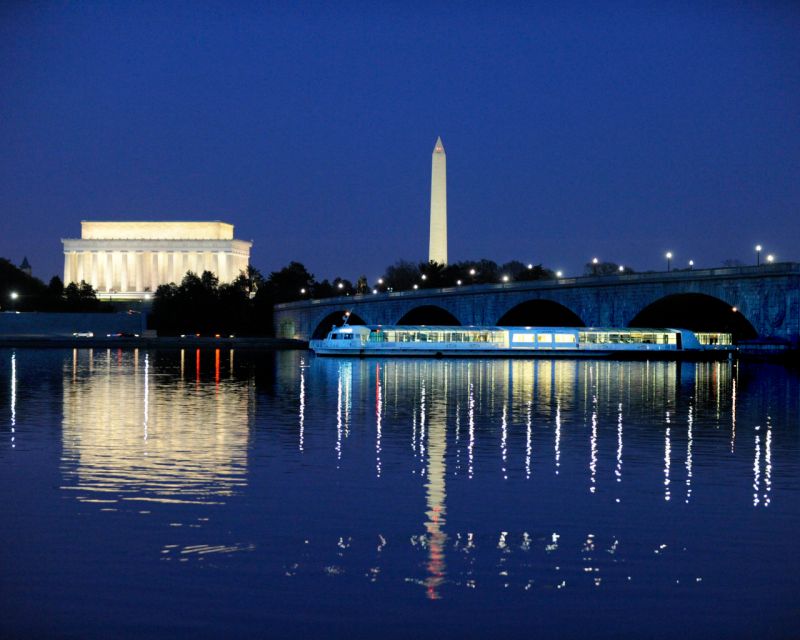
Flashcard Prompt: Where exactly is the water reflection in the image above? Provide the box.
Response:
[9,352,15,448]
[4,348,784,602]
[61,348,251,505]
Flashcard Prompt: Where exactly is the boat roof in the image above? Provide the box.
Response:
[333,325,686,333]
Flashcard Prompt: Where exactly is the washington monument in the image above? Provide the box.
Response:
[428,136,447,264]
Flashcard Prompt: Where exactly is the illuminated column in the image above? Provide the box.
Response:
[429,136,448,265]
[118,252,126,292]
[165,251,173,284]
[125,251,136,291]
[218,251,228,282]
[106,251,114,292]
[151,252,159,292]
[76,252,85,283]
[63,253,71,285]
[90,252,99,289]
[135,252,144,292]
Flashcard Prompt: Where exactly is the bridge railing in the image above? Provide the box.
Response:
[275,262,800,310]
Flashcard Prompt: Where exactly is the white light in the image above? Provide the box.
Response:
[592,258,599,264]
[413,284,418,290]
[556,271,563,278]
[456,280,462,285]
[377,278,384,284]
[421,274,427,280]
[143,293,151,300]
[300,288,306,294]
[689,260,694,266]
[767,254,774,263]
[372,289,378,294]
[10,292,18,300]
[618,265,624,272]
[666,252,672,259]
[469,268,476,275]
[527,263,533,269]
[732,307,738,313]
[502,275,509,282]
[337,282,344,289]
[755,245,762,252]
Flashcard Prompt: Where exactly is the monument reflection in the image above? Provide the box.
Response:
[320,357,741,598]
[61,348,252,505]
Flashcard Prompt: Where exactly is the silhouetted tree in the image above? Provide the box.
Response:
[382,260,419,291]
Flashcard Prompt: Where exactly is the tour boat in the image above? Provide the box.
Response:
[310,324,734,358]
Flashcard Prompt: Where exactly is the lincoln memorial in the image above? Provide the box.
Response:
[62,221,252,300]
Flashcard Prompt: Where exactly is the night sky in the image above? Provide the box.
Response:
[1,1,798,284]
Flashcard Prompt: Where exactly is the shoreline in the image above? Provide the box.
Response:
[0,336,308,350]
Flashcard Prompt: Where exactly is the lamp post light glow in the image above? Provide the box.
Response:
[689,260,694,270]
[421,274,427,281]
[767,254,774,263]
[592,258,599,265]
[10,292,18,300]
[372,289,378,294]
[666,252,673,272]
[756,245,762,266]
[377,278,384,285]
[618,265,624,272]
[469,268,476,276]
[456,279,462,285]
[300,288,306,294]
[413,284,419,290]
[527,263,533,269]
[337,282,344,290]
[556,270,563,278]
[502,275,509,283]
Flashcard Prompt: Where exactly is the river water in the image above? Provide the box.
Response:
[0,348,798,639]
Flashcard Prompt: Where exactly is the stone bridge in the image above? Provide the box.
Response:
[274,263,800,345]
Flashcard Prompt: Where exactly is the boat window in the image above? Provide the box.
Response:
[555,334,575,343]
[537,334,553,343]
[512,334,535,343]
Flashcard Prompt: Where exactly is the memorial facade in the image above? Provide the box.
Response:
[62,221,252,299]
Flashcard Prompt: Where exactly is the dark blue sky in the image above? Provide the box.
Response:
[1,1,798,283]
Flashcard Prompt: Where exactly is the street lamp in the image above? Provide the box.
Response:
[413,284,419,290]
[689,260,694,270]
[755,245,762,266]
[618,265,624,272]
[456,279,462,285]
[527,263,533,270]
[502,275,509,283]
[766,254,774,264]
[666,252,672,271]
[337,282,344,289]
[556,270,563,278]
[469,268,476,276]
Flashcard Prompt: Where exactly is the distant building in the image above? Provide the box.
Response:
[428,137,447,265]
[62,221,252,300]
[19,256,31,276]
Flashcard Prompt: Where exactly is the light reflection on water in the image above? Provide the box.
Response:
[61,348,251,505]
[1,348,799,636]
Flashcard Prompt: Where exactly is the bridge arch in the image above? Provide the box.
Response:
[628,293,757,341]
[396,305,462,326]
[311,310,368,339]
[496,299,585,327]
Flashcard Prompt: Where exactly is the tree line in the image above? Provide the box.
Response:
[1,254,642,336]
